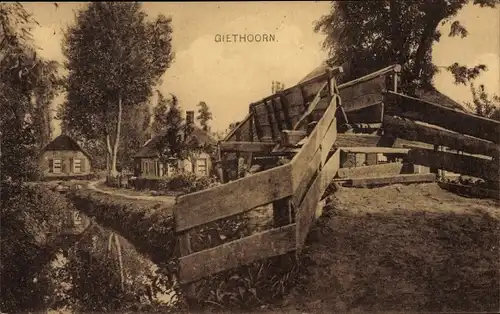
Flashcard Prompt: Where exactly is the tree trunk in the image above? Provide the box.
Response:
[106,134,112,174]
[411,16,441,89]
[110,94,123,177]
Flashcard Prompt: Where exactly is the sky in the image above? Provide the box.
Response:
[23,1,500,135]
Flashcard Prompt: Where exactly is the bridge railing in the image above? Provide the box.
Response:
[174,72,341,285]
[383,92,500,186]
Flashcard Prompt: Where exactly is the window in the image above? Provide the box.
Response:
[73,159,82,173]
[196,158,207,176]
[53,159,62,173]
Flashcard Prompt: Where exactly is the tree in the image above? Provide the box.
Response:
[119,102,151,170]
[62,2,174,176]
[314,0,499,94]
[154,94,196,166]
[196,101,213,132]
[1,3,63,182]
[271,81,285,94]
[464,84,500,120]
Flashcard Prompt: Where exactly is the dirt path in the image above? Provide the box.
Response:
[278,183,499,313]
[87,180,176,206]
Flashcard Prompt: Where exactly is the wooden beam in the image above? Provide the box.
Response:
[219,141,276,153]
[281,130,307,147]
[385,92,500,144]
[335,133,383,147]
[348,173,436,187]
[408,148,499,182]
[264,100,277,141]
[178,224,297,284]
[278,94,293,129]
[292,95,338,175]
[293,81,329,130]
[383,115,500,159]
[338,64,401,90]
[438,181,500,200]
[250,105,263,141]
[224,113,251,142]
[272,97,284,133]
[175,163,294,232]
[296,171,322,250]
[340,147,410,154]
[337,162,407,179]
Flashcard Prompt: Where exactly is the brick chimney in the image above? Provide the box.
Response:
[186,110,195,125]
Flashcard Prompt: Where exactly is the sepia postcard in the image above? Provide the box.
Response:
[1,1,499,313]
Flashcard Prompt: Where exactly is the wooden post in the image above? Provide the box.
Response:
[179,231,197,300]
[272,197,293,227]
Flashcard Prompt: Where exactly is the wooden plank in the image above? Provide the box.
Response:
[383,115,500,158]
[438,181,500,200]
[272,97,285,133]
[338,64,401,90]
[296,171,321,249]
[292,95,338,179]
[250,105,263,141]
[340,147,410,154]
[278,94,293,129]
[337,162,406,179]
[264,100,278,141]
[348,173,436,187]
[280,130,307,147]
[320,149,341,192]
[179,223,297,284]
[291,122,337,206]
[175,163,294,232]
[335,134,382,147]
[224,114,251,142]
[385,91,500,144]
[294,81,328,130]
[221,141,275,154]
[408,148,499,182]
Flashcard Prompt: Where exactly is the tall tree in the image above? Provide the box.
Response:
[196,101,212,131]
[314,0,499,94]
[154,94,197,167]
[62,2,174,176]
[118,102,151,170]
[0,3,62,181]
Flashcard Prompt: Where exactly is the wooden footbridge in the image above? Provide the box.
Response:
[174,64,500,286]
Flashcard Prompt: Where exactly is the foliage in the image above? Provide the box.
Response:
[61,2,174,176]
[0,3,63,182]
[0,183,69,312]
[314,0,499,94]
[162,172,220,194]
[464,84,500,121]
[196,101,213,132]
[153,93,201,167]
[119,102,152,170]
[271,81,285,94]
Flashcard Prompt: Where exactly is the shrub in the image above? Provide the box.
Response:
[1,182,71,312]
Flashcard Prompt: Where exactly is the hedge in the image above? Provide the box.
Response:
[67,186,306,312]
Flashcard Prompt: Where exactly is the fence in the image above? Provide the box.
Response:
[174,70,342,285]
[383,92,500,186]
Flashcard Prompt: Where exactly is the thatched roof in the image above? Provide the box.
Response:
[134,125,217,158]
[298,63,465,111]
[41,134,92,160]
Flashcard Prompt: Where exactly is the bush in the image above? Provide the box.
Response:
[131,173,221,194]
[1,182,71,312]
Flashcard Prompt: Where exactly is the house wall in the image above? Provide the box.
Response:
[137,152,213,177]
[40,150,91,178]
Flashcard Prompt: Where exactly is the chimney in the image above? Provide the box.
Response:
[186,110,195,125]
